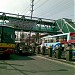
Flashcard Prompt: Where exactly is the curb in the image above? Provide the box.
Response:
[37,54,75,65]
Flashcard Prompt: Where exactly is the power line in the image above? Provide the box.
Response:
[23,0,36,16]
[46,5,73,18]
[34,0,41,5]
[45,8,73,19]
[34,0,48,10]
[39,0,72,16]
[22,1,30,15]
[31,0,34,19]
[24,10,30,15]
[37,0,73,18]
[23,5,29,12]
[26,0,41,16]
[34,0,66,16]
[24,0,35,16]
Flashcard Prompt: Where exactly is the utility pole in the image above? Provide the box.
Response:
[31,0,34,19]
[29,0,34,45]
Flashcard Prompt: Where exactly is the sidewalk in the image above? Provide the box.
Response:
[37,54,75,65]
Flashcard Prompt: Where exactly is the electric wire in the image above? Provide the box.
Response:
[34,0,41,5]
[34,0,48,10]
[25,0,41,16]
[46,5,74,19]
[37,0,73,17]
[43,2,73,17]
[23,6,30,13]
[34,0,66,16]
[22,0,49,16]
[21,0,31,15]
[34,2,74,19]
[22,0,74,20]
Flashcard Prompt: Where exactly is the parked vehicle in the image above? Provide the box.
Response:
[41,32,75,59]
[15,42,34,55]
[0,25,15,58]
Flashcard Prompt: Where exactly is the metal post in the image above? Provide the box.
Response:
[17,31,19,41]
[38,33,39,44]
[28,0,34,45]
[31,0,34,19]
[2,13,5,25]
[29,32,31,45]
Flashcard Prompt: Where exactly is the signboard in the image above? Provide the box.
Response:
[70,32,75,37]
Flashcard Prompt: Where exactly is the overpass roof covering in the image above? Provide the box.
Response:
[0,12,55,25]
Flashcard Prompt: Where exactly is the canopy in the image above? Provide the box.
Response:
[61,41,68,44]
[68,40,75,43]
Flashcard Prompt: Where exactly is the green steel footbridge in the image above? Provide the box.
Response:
[0,12,75,34]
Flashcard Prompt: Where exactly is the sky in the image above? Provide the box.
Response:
[0,0,74,21]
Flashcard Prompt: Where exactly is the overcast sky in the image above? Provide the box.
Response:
[0,0,74,21]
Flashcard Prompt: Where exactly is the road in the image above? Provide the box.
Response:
[0,54,74,75]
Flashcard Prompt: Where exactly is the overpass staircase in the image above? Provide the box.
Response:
[55,18,75,33]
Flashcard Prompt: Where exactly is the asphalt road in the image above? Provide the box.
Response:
[0,54,74,75]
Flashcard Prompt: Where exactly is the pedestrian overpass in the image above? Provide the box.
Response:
[0,12,75,34]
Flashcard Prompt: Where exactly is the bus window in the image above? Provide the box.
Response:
[48,39,52,43]
[3,32,11,39]
[71,36,75,40]
[63,35,67,41]
[48,39,50,43]
[50,39,53,42]
[58,35,67,42]
[53,37,56,42]
[70,33,75,40]
[44,40,47,43]
[56,36,59,42]
[59,36,63,42]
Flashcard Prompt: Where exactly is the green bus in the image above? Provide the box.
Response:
[0,25,15,58]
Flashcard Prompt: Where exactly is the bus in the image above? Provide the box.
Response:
[0,25,15,58]
[41,32,75,59]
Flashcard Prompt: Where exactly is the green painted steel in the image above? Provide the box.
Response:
[2,26,15,43]
[0,13,59,34]
[55,18,75,33]
[0,12,75,34]
[0,26,15,43]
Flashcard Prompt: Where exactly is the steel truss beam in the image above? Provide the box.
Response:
[0,12,62,34]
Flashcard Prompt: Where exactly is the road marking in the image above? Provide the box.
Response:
[37,56,75,68]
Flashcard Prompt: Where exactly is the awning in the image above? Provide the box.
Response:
[61,41,68,44]
[68,40,75,43]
